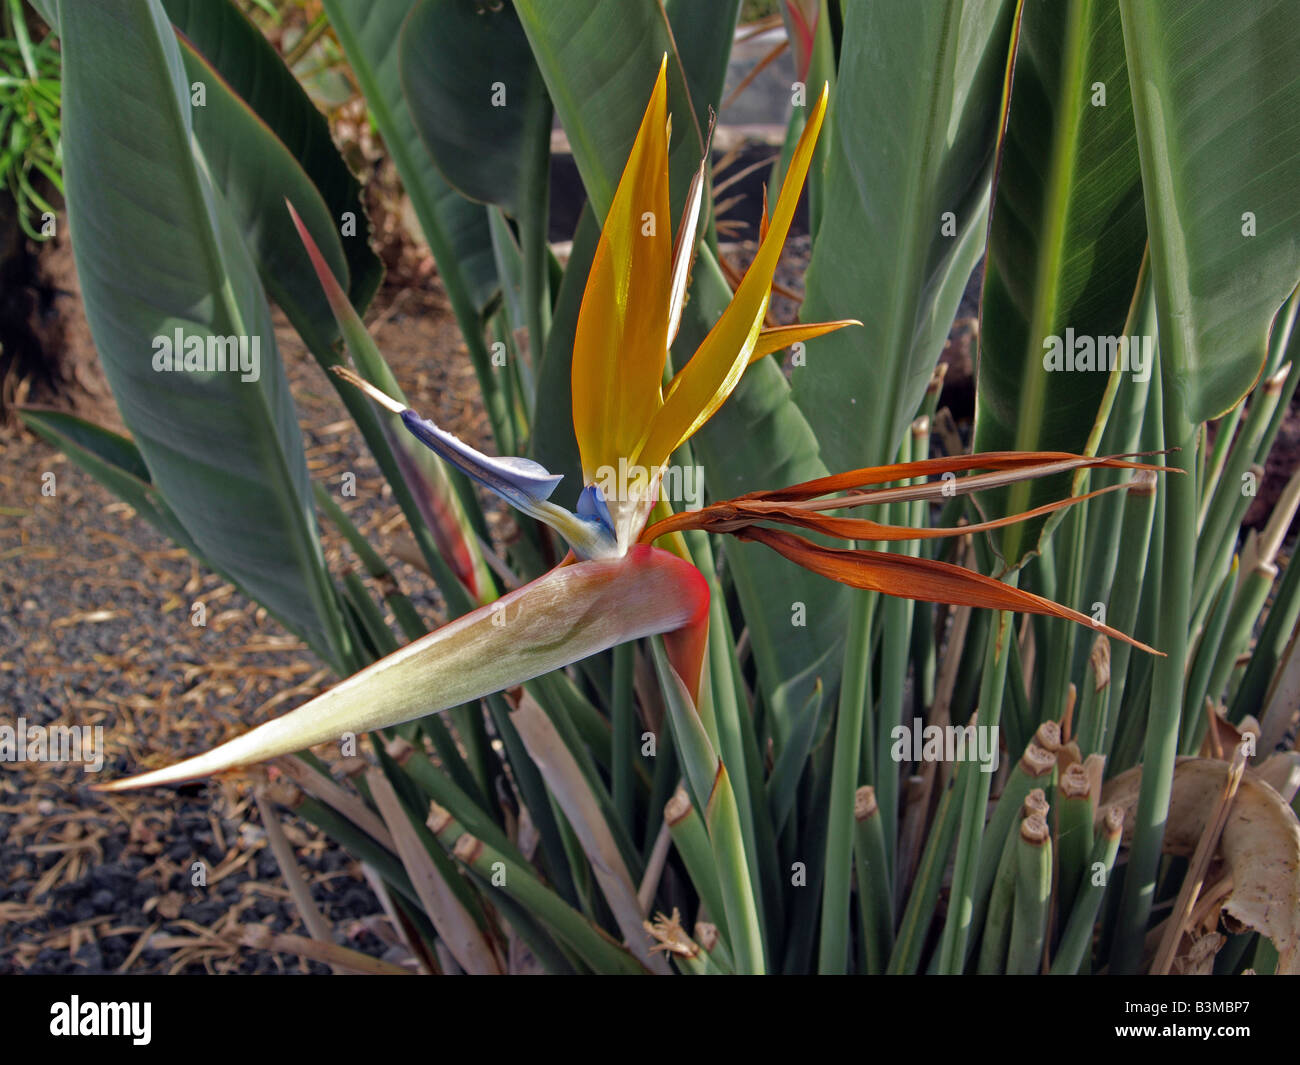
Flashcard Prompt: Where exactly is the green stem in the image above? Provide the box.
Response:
[1042,500,1086,725]
[1228,554,1299,720]
[1076,635,1111,759]
[1180,558,1237,753]
[874,431,915,864]
[936,592,1014,973]
[887,774,960,974]
[705,765,767,974]
[684,525,782,949]
[1191,375,1281,621]
[518,99,553,415]
[874,593,909,871]
[1206,563,1275,727]
[651,637,765,973]
[431,813,645,975]
[966,726,1058,961]
[1112,394,1195,974]
[312,482,428,641]
[1007,813,1051,975]
[480,691,581,906]
[1198,403,1243,529]
[611,640,637,832]
[1050,805,1122,974]
[294,795,417,908]
[818,588,876,973]
[341,570,398,655]
[1099,464,1161,764]
[1055,764,1093,923]
[665,788,730,941]
[853,785,894,974]
[283,13,329,68]
[976,819,1020,974]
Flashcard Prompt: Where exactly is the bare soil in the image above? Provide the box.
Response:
[1,248,484,972]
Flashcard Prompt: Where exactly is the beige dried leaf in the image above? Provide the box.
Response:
[1102,756,1300,973]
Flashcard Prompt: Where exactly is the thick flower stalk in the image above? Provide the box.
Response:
[100,58,1161,792]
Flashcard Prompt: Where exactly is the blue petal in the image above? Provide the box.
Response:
[576,482,616,537]
[396,406,620,560]
[400,409,562,508]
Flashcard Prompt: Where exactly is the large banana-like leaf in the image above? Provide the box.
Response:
[34,0,381,345]
[516,0,847,725]
[972,0,1146,564]
[321,0,498,313]
[160,0,495,603]
[1111,0,1300,973]
[27,0,56,28]
[174,39,352,354]
[162,0,382,332]
[399,0,550,217]
[513,0,707,222]
[664,0,741,142]
[162,19,494,608]
[60,0,348,666]
[794,0,1016,472]
[1119,0,1300,425]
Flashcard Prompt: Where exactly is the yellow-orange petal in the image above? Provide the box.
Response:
[744,318,861,367]
[571,56,672,482]
[633,83,829,470]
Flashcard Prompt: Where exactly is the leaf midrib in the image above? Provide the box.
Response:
[1002,0,1091,561]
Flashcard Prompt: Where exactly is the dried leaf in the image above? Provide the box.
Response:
[1103,757,1300,972]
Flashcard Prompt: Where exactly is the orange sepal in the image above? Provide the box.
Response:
[738,527,1161,655]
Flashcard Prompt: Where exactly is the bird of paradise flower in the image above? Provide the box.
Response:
[99,59,1161,794]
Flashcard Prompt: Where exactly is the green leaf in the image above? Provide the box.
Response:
[664,0,741,139]
[794,0,1017,472]
[399,0,550,217]
[430,178,500,316]
[174,38,353,357]
[162,0,382,321]
[651,637,766,974]
[514,0,709,222]
[972,0,1147,564]
[488,208,527,345]
[530,203,597,506]
[1120,0,1300,425]
[26,0,56,30]
[321,0,498,314]
[1111,0,1300,972]
[60,0,348,666]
